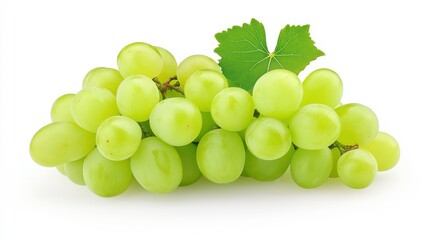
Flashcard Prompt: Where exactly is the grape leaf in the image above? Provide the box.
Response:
[214,18,324,91]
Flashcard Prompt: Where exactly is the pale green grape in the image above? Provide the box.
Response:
[211,87,254,132]
[329,147,341,178]
[150,98,202,146]
[56,165,66,175]
[117,76,159,119]
[244,146,294,182]
[64,158,85,185]
[193,111,217,142]
[71,87,119,133]
[83,148,133,197]
[245,117,292,160]
[156,46,177,83]
[82,67,123,94]
[30,121,95,167]
[184,69,228,112]
[361,132,400,171]
[197,129,245,184]
[290,148,333,188]
[337,149,377,189]
[176,54,221,87]
[116,75,160,122]
[176,144,201,186]
[131,137,182,193]
[335,103,379,145]
[96,116,142,161]
[301,68,343,108]
[51,93,75,123]
[289,104,341,150]
[252,69,303,120]
[117,42,163,78]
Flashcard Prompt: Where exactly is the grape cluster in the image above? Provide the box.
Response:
[30,42,400,197]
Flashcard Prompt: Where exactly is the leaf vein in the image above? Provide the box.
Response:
[276,27,307,53]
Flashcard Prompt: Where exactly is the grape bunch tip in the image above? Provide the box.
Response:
[30,23,400,197]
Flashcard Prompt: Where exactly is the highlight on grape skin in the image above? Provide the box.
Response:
[29,22,400,197]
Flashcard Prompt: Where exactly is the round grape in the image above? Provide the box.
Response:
[131,137,183,193]
[184,69,228,112]
[290,148,333,188]
[245,117,292,160]
[117,42,163,78]
[96,116,142,161]
[289,104,341,150]
[82,67,123,94]
[211,87,254,132]
[116,75,160,122]
[335,103,379,145]
[337,149,377,189]
[176,54,220,88]
[197,129,245,184]
[150,98,202,146]
[361,132,400,171]
[252,69,303,120]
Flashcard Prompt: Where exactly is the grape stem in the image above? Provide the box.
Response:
[330,141,359,155]
[152,76,184,99]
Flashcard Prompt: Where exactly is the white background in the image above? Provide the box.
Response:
[1,0,428,239]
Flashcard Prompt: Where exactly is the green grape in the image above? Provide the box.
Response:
[50,93,75,123]
[176,54,221,88]
[290,148,333,188]
[211,87,254,132]
[176,144,201,186]
[116,75,160,122]
[156,46,177,83]
[83,148,133,197]
[184,69,228,112]
[301,68,343,108]
[150,98,202,146]
[82,67,123,95]
[197,129,245,184]
[245,117,292,160]
[329,147,341,178]
[71,87,119,133]
[96,116,142,161]
[193,111,217,142]
[30,121,95,167]
[64,158,85,185]
[244,146,295,182]
[335,103,379,145]
[337,149,377,189]
[252,69,303,120]
[56,164,66,175]
[361,132,400,171]
[289,104,341,150]
[117,42,163,78]
[131,137,182,193]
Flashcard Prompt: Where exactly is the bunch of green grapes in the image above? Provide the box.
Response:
[30,41,400,197]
